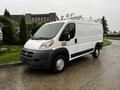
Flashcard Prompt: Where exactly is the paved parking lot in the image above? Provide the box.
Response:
[0,40,120,90]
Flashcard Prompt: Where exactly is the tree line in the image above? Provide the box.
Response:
[0,9,43,45]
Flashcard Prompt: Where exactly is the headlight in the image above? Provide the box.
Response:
[39,39,54,49]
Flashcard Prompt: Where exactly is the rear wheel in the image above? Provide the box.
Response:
[92,46,100,58]
[52,55,66,73]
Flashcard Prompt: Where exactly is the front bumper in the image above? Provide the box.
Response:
[20,48,53,69]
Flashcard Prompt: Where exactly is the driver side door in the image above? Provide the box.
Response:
[60,23,78,60]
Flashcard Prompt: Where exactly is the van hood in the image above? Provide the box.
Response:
[24,39,45,50]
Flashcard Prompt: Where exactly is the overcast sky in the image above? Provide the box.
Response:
[0,0,120,31]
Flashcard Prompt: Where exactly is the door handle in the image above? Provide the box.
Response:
[75,38,77,44]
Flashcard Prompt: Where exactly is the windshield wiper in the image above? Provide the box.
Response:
[32,37,50,40]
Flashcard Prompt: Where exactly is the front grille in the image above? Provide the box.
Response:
[22,50,33,59]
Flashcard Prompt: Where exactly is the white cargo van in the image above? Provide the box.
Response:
[21,20,103,73]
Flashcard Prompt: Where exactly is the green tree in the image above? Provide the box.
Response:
[26,24,33,38]
[101,16,109,35]
[19,16,27,44]
[26,23,43,39]
[31,23,43,36]
[0,9,16,44]
[4,9,12,20]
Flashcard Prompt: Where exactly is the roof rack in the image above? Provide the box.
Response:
[60,15,101,23]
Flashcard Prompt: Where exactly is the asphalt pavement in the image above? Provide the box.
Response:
[0,40,120,90]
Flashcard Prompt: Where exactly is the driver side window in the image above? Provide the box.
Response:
[62,24,69,36]
[59,23,75,41]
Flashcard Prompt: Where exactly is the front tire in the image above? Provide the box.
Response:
[92,46,100,58]
[52,55,66,73]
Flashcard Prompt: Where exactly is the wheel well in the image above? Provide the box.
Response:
[54,52,69,62]
[52,48,69,63]
[95,42,103,49]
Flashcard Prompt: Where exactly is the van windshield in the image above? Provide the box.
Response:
[32,22,64,40]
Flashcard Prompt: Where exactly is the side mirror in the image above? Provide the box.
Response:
[60,32,71,41]
[64,33,71,41]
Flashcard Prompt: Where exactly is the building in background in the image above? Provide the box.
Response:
[11,13,59,24]
[26,13,59,24]
[0,13,59,24]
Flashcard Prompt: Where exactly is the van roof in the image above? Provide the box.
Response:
[47,20,101,25]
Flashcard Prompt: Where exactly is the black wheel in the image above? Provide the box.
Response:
[92,46,100,58]
[52,55,66,73]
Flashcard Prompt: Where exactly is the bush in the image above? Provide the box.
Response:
[2,27,14,44]
[0,41,3,46]
[12,32,21,45]
[19,16,27,44]
[0,9,18,45]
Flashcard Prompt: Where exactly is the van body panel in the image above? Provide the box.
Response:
[24,39,44,50]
